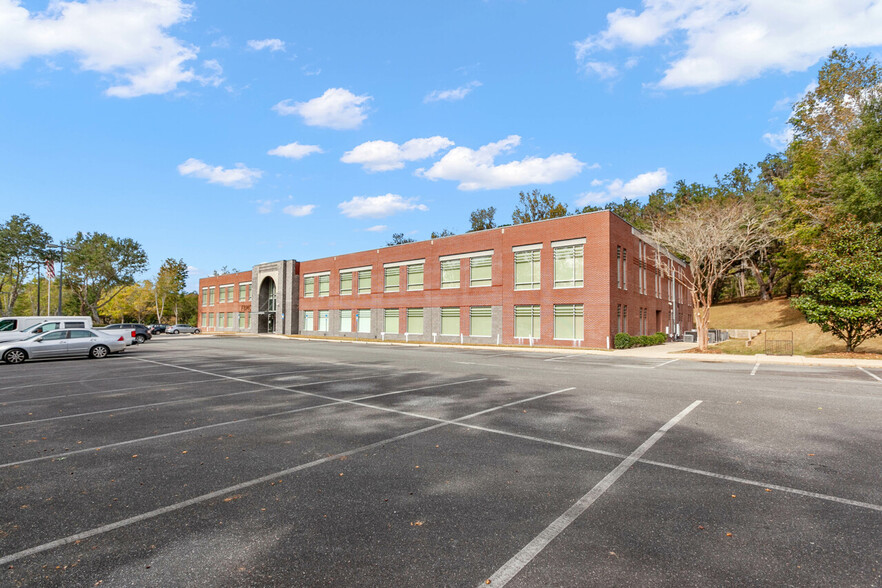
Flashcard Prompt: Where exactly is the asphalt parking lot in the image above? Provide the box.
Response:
[1,336,880,586]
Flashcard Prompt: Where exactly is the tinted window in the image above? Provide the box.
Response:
[31,322,60,334]
[0,319,17,331]
[69,330,95,339]
[106,325,121,329]
[40,330,68,340]
[64,322,86,329]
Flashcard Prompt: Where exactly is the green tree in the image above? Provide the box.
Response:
[154,258,188,323]
[62,232,149,322]
[469,206,497,231]
[511,189,568,224]
[782,48,882,238]
[791,222,882,352]
[387,233,415,246]
[0,214,52,316]
[830,98,882,223]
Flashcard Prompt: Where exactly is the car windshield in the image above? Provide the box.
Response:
[23,322,58,334]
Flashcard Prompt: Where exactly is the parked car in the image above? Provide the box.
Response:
[102,323,152,344]
[167,324,201,334]
[1,328,127,364]
[149,324,170,334]
[0,319,92,343]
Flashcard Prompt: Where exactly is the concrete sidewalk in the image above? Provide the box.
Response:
[207,332,882,369]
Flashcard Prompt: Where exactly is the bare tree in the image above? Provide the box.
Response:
[648,199,778,351]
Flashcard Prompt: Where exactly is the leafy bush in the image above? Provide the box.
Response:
[615,331,668,349]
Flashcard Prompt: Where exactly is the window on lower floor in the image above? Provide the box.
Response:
[238,313,248,329]
[384,308,399,333]
[514,305,541,339]
[318,310,329,331]
[340,309,352,333]
[440,307,460,335]
[208,312,214,326]
[216,312,224,327]
[201,312,206,327]
[470,306,492,337]
[357,309,371,333]
[303,311,313,331]
[554,304,583,340]
[406,308,423,334]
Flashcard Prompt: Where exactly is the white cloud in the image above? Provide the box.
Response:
[424,81,482,103]
[273,88,371,130]
[256,199,277,214]
[196,59,224,88]
[177,158,262,189]
[268,142,323,160]
[341,136,454,172]
[762,127,794,150]
[417,135,585,191]
[247,38,285,52]
[210,36,230,49]
[282,204,315,217]
[364,224,388,232]
[0,0,206,98]
[581,61,619,79]
[338,194,428,218]
[576,168,668,206]
[575,0,882,90]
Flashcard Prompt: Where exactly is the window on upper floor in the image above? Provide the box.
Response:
[470,256,492,287]
[553,245,584,288]
[304,276,314,297]
[407,264,424,291]
[441,260,460,289]
[514,249,541,290]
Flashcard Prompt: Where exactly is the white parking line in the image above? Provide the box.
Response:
[0,386,573,568]
[652,359,679,369]
[751,361,760,376]
[0,378,488,470]
[483,400,702,587]
[0,373,393,429]
[858,367,882,382]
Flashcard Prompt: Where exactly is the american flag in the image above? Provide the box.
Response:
[45,260,55,279]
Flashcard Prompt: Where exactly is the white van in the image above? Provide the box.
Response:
[0,316,91,333]
[0,318,94,343]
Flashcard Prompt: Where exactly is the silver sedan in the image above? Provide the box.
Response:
[0,329,127,364]
[167,324,201,334]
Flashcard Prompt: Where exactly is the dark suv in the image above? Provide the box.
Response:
[104,323,153,344]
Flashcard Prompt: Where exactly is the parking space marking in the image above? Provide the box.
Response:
[0,377,226,406]
[0,378,488,470]
[0,386,570,568]
[858,367,882,382]
[484,400,702,587]
[0,373,394,429]
[751,361,760,376]
[652,359,679,369]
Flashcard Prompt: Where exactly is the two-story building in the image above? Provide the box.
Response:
[197,211,692,348]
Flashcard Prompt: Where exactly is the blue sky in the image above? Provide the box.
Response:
[2,0,882,289]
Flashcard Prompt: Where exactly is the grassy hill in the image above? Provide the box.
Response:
[707,298,882,356]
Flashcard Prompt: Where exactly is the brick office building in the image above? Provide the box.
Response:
[198,211,692,348]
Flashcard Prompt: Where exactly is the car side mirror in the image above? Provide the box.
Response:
[35,337,44,342]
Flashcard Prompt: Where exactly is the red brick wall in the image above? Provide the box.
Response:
[298,211,691,347]
[198,270,253,330]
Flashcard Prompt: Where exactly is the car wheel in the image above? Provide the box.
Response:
[194,329,201,334]
[136,334,146,344]
[89,345,110,359]
[3,349,26,364]
[173,329,179,334]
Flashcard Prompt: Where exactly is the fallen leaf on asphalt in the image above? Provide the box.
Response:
[731,495,736,498]
[765,488,772,492]
[726,532,733,537]
[808,453,815,456]
[131,455,138,459]
[181,451,188,454]
[698,525,705,530]
[223,495,242,502]
[411,521,424,526]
